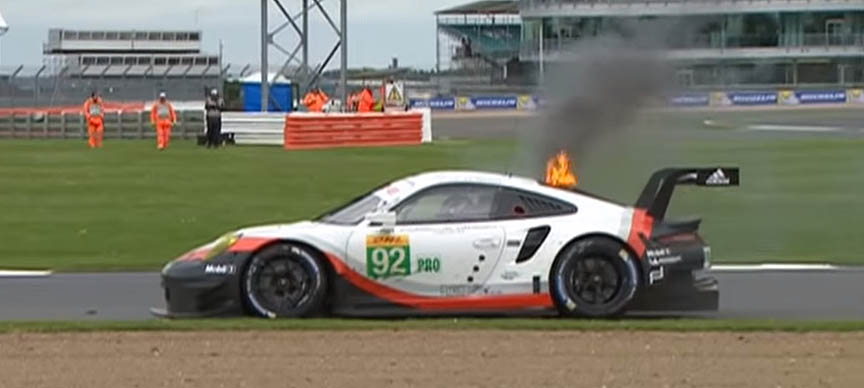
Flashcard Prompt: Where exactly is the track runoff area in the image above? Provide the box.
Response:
[2,108,864,321]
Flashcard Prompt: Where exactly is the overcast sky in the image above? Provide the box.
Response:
[0,0,469,70]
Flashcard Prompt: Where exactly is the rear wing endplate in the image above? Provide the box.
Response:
[635,167,740,220]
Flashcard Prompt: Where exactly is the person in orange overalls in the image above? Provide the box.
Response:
[83,92,104,148]
[356,86,375,113]
[149,92,177,150]
[302,88,329,112]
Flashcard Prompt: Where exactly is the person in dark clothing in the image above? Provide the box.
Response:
[205,89,225,148]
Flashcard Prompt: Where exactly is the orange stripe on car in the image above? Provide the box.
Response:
[228,237,275,252]
[627,208,654,258]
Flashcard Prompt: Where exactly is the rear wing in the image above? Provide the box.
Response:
[635,167,740,220]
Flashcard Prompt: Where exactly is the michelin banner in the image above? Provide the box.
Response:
[409,98,455,110]
[779,90,846,105]
[668,93,710,107]
[712,91,778,106]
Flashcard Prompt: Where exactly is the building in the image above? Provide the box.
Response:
[521,0,864,87]
[435,1,522,73]
[438,0,864,88]
[43,29,219,78]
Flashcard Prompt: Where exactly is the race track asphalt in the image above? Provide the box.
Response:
[0,268,862,320]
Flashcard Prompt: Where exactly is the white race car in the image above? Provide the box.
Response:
[154,167,739,319]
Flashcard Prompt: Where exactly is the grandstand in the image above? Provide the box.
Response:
[435,1,521,72]
[43,29,219,78]
[520,0,864,88]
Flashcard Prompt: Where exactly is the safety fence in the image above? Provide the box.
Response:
[284,112,429,150]
[0,110,204,139]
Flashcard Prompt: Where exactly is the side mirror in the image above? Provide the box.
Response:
[365,211,397,228]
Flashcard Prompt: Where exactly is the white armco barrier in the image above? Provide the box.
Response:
[221,109,433,146]
[221,112,286,145]
[414,107,433,143]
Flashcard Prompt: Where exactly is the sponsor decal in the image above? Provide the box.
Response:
[416,256,441,274]
[500,271,519,280]
[204,263,235,275]
[366,235,411,279]
[705,168,731,185]
[440,284,482,296]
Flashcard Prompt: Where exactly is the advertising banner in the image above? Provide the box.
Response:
[470,96,518,110]
[409,98,455,110]
[847,89,864,104]
[795,90,846,104]
[778,90,797,105]
[668,93,710,107]
[517,95,539,110]
[455,96,474,110]
[725,92,778,106]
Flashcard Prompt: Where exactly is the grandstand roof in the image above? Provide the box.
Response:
[435,1,519,15]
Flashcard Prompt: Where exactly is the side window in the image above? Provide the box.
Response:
[493,188,577,219]
[394,184,497,224]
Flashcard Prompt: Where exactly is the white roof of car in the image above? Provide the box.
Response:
[404,170,541,189]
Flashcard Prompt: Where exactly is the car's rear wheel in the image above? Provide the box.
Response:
[242,243,328,318]
[550,237,639,318]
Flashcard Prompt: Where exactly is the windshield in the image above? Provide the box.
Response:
[316,190,384,225]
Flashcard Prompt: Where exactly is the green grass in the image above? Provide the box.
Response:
[1,318,864,333]
[0,140,515,271]
[2,127,864,270]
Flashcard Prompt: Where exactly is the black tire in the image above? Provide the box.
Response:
[242,243,328,318]
[550,237,640,318]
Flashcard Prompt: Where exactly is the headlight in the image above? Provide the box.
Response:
[204,232,240,260]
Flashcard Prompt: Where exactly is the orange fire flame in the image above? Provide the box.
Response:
[545,150,577,188]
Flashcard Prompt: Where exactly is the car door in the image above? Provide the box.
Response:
[485,187,579,293]
[345,184,505,297]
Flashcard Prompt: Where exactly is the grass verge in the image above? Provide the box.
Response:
[3,128,864,269]
[2,318,864,333]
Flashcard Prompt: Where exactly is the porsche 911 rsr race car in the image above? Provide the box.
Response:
[152,167,739,319]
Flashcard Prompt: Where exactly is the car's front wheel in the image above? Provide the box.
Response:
[242,243,328,318]
[550,237,639,318]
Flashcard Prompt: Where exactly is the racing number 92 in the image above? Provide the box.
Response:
[366,235,411,279]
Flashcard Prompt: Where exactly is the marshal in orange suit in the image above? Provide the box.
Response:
[150,92,177,150]
[83,92,104,148]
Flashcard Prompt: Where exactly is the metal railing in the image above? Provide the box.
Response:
[521,33,864,55]
[0,63,262,109]
[0,110,204,140]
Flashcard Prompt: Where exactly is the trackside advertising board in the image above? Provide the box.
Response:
[669,93,710,107]
[779,90,846,105]
[409,98,456,110]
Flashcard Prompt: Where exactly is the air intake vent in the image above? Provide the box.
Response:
[515,226,551,263]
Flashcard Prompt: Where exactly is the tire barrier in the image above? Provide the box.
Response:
[283,111,431,150]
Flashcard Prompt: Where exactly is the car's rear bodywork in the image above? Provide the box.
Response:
[152,168,739,318]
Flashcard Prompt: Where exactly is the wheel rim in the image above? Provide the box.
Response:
[568,257,622,306]
[251,256,313,313]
